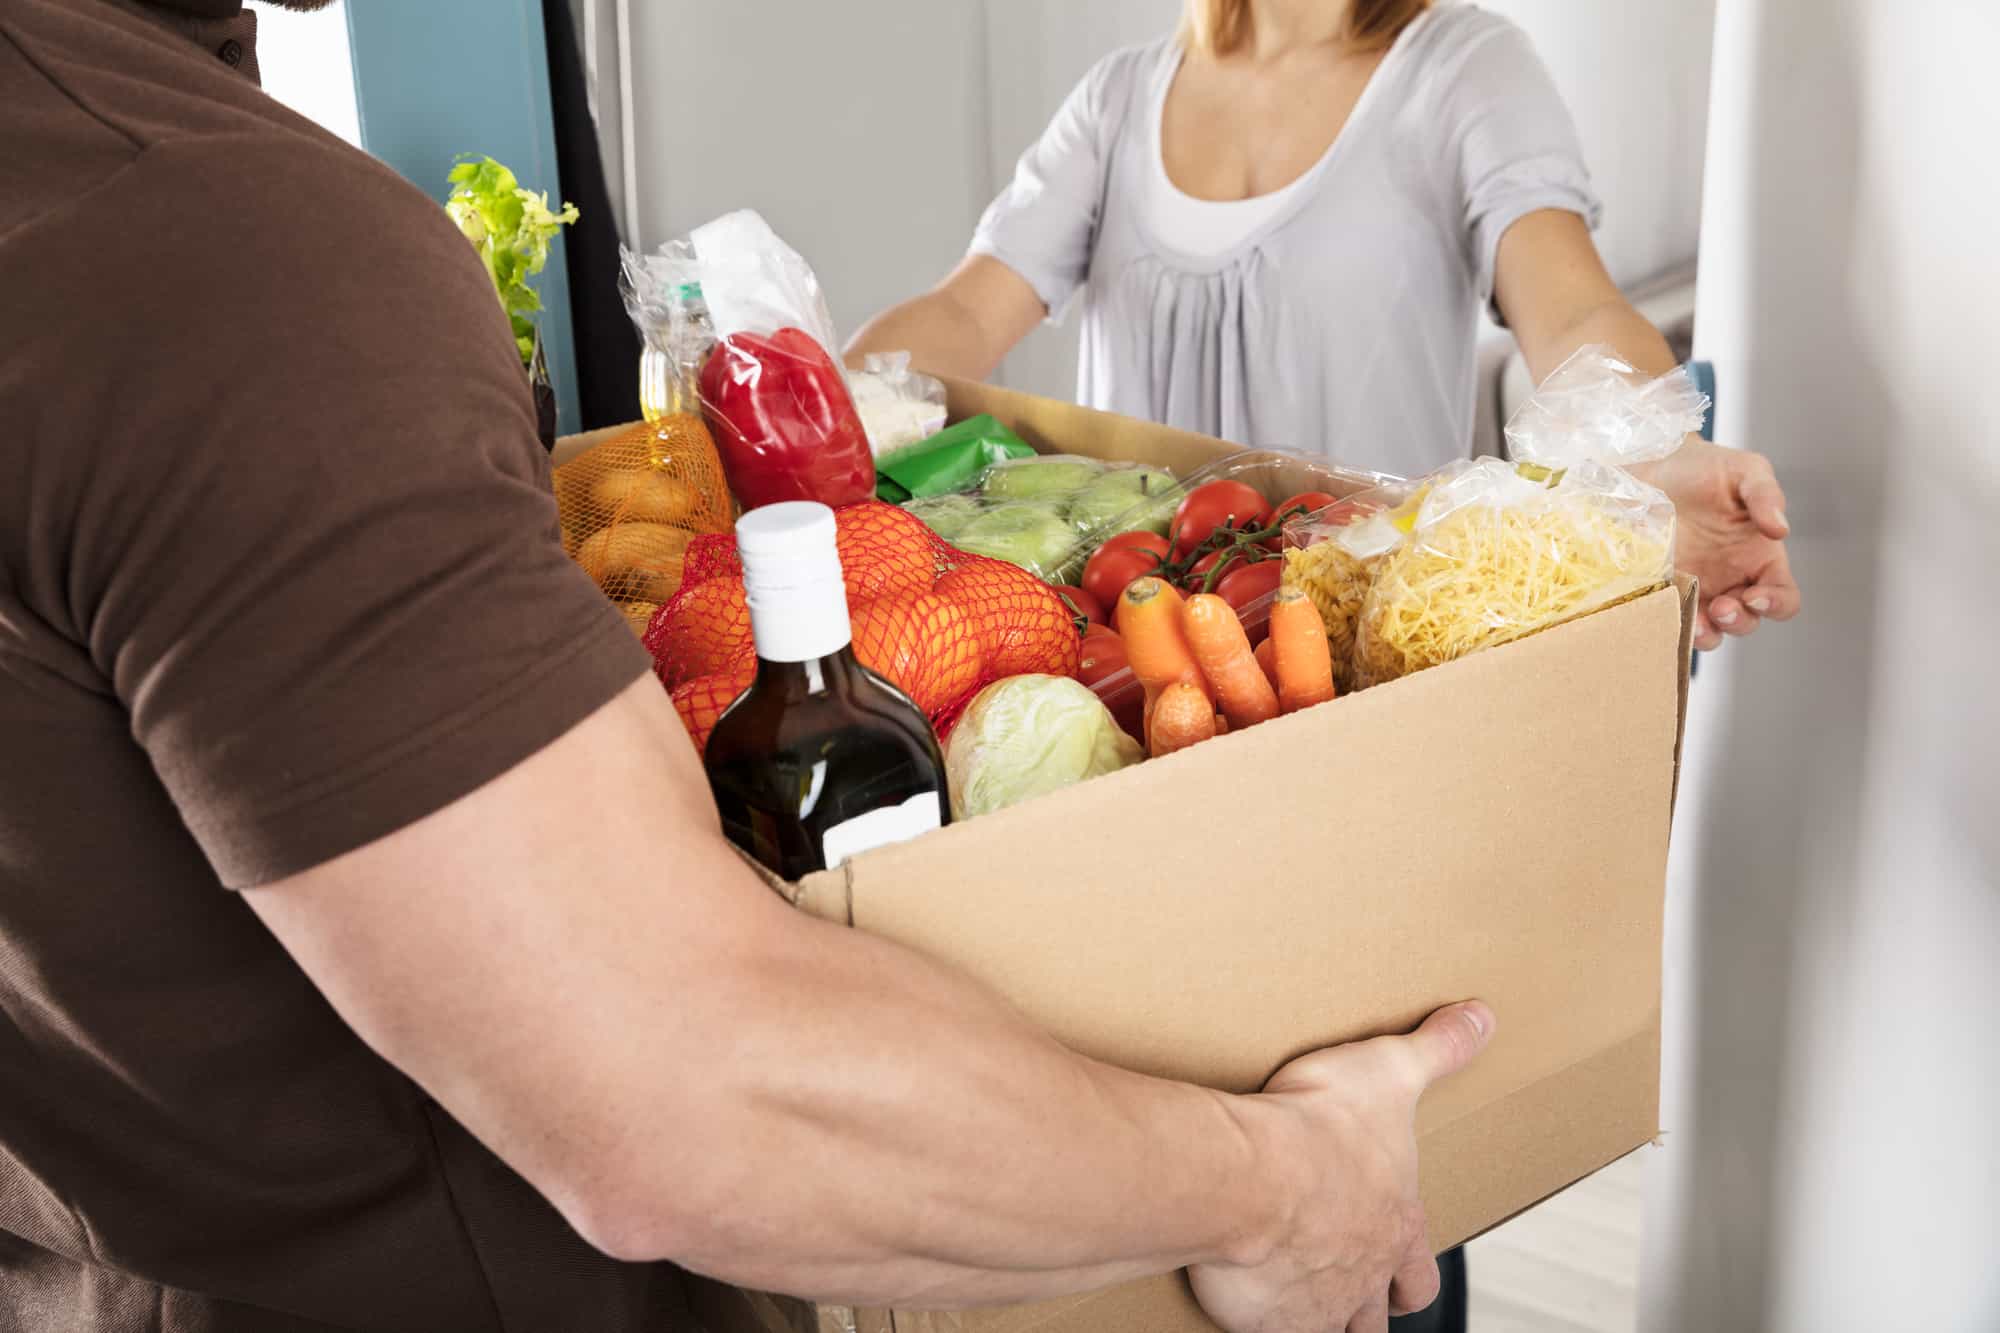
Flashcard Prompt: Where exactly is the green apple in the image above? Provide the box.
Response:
[902,493,982,542]
[952,504,1079,577]
[979,455,1105,501]
[1065,466,1179,534]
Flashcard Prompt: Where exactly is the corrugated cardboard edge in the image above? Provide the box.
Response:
[1670,575,1697,816]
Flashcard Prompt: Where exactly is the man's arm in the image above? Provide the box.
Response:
[246,675,1488,1320]
[845,255,1045,381]
[1494,209,1800,650]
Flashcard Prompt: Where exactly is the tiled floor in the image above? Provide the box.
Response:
[1464,1150,1646,1333]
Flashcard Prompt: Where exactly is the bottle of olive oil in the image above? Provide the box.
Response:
[704,503,949,878]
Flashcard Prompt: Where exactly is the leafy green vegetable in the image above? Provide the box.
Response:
[944,675,1143,819]
[445,156,579,366]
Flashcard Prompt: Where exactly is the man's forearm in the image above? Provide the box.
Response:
[633,896,1284,1306]
[250,682,1287,1311]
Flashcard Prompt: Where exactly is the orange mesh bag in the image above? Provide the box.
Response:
[554,414,734,633]
[644,502,1081,754]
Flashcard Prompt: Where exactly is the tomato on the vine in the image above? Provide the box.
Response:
[1216,560,1283,613]
[1097,530,1172,560]
[1180,550,1228,591]
[1171,480,1273,559]
[1271,491,1341,525]
[1077,627,1130,687]
[1078,629,1143,739]
[1082,545,1165,612]
[1051,584,1106,630]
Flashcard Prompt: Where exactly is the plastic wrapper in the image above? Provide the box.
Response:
[876,415,1035,503]
[1279,482,1423,695]
[618,239,712,421]
[1345,346,1705,686]
[1082,448,1395,719]
[554,416,735,631]
[624,210,874,511]
[849,352,948,459]
[645,501,1081,754]
[899,453,1182,583]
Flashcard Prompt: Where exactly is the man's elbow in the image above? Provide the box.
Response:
[558,1154,720,1265]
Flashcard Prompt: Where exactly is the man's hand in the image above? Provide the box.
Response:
[1636,437,1801,651]
[1190,1002,1494,1333]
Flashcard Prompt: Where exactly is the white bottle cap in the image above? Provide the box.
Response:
[737,503,853,663]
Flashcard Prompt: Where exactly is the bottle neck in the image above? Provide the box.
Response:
[752,649,860,699]
[745,573,852,664]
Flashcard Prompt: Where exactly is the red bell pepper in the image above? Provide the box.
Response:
[698,326,875,510]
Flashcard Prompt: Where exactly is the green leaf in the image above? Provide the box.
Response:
[444,155,577,368]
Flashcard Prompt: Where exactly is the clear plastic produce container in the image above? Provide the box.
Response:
[1083,449,1405,735]
[901,453,1185,583]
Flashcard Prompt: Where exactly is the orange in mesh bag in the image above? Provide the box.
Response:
[644,502,1080,754]
[555,414,734,632]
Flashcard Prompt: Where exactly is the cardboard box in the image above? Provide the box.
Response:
[557,380,1693,1333]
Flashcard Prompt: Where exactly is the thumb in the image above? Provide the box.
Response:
[1734,455,1791,540]
[1395,1001,1495,1091]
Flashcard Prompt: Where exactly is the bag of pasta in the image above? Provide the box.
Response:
[1278,483,1425,695]
[1349,346,1707,686]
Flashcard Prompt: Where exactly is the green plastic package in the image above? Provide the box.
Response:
[875,415,1035,501]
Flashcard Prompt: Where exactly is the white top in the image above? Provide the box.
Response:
[1142,43,1364,260]
[969,4,1602,477]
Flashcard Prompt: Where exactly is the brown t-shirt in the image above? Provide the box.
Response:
[0,1,689,1328]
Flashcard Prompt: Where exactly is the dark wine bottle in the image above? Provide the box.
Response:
[704,502,950,879]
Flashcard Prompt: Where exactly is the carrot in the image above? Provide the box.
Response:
[1270,586,1336,713]
[1254,636,1279,691]
[1116,578,1204,695]
[1181,594,1279,730]
[1149,680,1217,756]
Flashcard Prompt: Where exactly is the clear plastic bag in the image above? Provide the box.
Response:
[849,352,948,459]
[1278,481,1424,695]
[1503,343,1710,469]
[617,240,712,422]
[899,453,1182,583]
[1343,346,1702,686]
[625,210,875,512]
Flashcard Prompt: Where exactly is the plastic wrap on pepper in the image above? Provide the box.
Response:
[698,326,875,511]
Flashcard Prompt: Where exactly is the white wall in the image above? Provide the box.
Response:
[1641,1,2000,1328]
[1479,0,1714,291]
[248,0,361,148]
[581,0,1175,399]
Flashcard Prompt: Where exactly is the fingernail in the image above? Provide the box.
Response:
[1775,511,1791,535]
[1714,607,1738,626]
[1746,594,1770,613]
[1463,1004,1488,1038]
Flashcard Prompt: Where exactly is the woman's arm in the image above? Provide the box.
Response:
[1493,209,1801,649]
[846,255,1047,381]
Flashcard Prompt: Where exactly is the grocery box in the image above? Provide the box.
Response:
[554,378,1695,1333]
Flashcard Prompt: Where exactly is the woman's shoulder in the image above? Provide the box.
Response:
[1401,3,1545,81]
[1073,34,1180,107]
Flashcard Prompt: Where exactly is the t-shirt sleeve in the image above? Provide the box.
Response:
[63,135,651,888]
[1437,17,1603,318]
[967,51,1128,321]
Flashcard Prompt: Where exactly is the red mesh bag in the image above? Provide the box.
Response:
[644,502,1081,754]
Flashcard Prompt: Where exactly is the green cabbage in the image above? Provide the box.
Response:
[945,675,1144,819]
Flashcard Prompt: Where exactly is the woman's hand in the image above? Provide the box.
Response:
[1634,437,1800,650]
